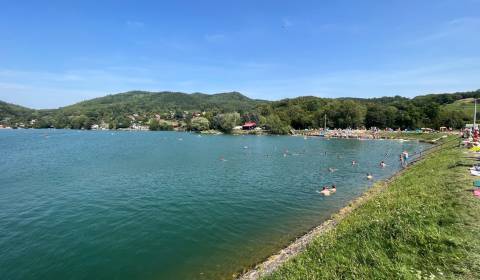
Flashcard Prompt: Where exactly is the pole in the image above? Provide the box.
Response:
[474,98,477,129]
[324,114,327,131]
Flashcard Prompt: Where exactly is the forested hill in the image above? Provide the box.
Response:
[0,91,267,130]
[0,89,479,132]
[61,91,265,114]
[0,101,35,125]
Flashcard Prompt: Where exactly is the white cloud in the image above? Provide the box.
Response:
[234,57,480,100]
[282,18,293,29]
[126,20,145,28]
[0,82,105,109]
[204,33,226,43]
[1,55,479,109]
[0,68,164,108]
[410,17,480,44]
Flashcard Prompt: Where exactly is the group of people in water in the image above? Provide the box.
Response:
[320,150,410,196]
[221,144,411,197]
[318,185,336,196]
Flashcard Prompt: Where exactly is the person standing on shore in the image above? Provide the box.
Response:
[402,151,409,167]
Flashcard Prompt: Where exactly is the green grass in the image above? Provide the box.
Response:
[379,131,450,142]
[444,98,475,117]
[264,140,480,279]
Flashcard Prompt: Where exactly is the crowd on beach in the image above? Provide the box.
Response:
[297,127,407,139]
[456,128,480,198]
[461,127,480,148]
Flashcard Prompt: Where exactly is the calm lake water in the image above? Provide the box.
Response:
[0,130,428,280]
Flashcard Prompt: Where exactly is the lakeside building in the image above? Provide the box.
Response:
[130,123,149,131]
[90,121,110,130]
[242,122,257,130]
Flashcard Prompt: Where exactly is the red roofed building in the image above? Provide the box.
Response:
[242,122,257,130]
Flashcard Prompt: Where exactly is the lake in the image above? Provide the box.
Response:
[0,130,428,279]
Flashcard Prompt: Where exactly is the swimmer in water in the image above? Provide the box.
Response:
[317,186,331,196]
[380,161,386,168]
[367,173,373,180]
[330,184,337,193]
[328,167,337,173]
[352,160,357,166]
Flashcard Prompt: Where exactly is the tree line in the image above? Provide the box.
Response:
[1,89,479,134]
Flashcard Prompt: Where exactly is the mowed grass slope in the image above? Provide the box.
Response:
[379,132,449,142]
[265,140,480,279]
[444,98,475,116]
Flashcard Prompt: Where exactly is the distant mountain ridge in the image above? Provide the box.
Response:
[56,91,265,115]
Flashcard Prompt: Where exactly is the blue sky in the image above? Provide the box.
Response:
[1,0,479,108]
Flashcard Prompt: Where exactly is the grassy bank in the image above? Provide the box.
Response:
[378,131,451,142]
[264,139,480,279]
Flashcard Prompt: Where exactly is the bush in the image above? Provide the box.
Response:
[265,114,291,135]
[212,113,240,133]
[149,119,174,131]
[190,117,210,131]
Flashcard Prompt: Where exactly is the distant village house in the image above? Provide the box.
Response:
[242,121,257,130]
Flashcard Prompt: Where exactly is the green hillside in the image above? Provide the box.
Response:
[0,89,479,131]
[0,91,266,129]
[443,98,475,117]
[0,101,35,126]
[61,91,264,114]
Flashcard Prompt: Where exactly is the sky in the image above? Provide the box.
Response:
[0,0,479,109]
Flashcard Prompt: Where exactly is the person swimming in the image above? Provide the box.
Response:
[330,184,337,193]
[328,167,337,173]
[317,186,331,196]
[367,173,373,180]
[352,160,357,166]
[380,161,386,168]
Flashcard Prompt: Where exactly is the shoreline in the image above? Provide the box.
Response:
[0,127,452,139]
[236,138,447,280]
